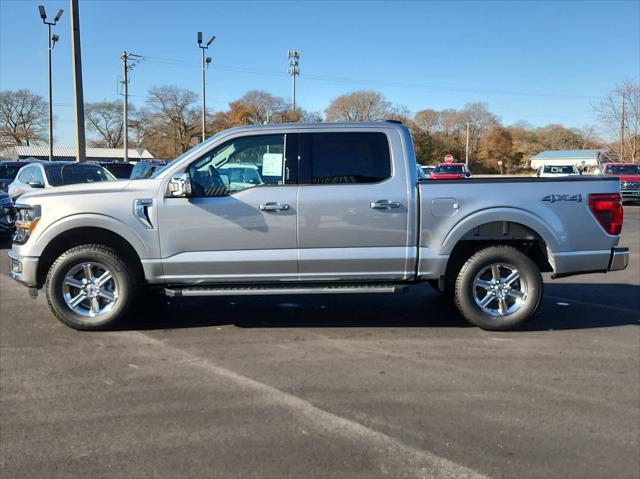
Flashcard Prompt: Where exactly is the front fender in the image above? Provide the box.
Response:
[26,213,153,259]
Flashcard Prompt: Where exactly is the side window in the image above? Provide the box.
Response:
[18,166,33,183]
[188,134,285,197]
[302,132,391,184]
[32,166,45,184]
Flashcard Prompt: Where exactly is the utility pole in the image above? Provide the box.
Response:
[120,51,142,162]
[465,122,471,166]
[38,6,63,162]
[288,50,300,113]
[70,0,86,162]
[620,90,625,162]
[197,32,215,143]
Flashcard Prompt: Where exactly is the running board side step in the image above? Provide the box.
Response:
[164,284,408,297]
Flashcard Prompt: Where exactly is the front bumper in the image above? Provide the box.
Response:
[621,189,640,199]
[7,249,39,287]
[608,247,629,272]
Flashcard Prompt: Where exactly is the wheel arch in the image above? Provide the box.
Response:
[36,227,145,288]
[442,218,555,290]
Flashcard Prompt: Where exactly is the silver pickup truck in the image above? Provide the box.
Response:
[8,122,629,331]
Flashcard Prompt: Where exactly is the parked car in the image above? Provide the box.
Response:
[600,163,640,201]
[90,161,135,179]
[421,165,435,177]
[130,160,167,180]
[8,161,116,201]
[416,164,428,180]
[130,160,168,179]
[0,160,34,192]
[536,165,581,177]
[0,190,14,234]
[8,122,628,332]
[428,163,471,179]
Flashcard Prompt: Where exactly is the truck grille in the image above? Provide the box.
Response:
[621,181,640,191]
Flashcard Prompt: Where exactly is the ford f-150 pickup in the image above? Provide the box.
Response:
[8,122,629,331]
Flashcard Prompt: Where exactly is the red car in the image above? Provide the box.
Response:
[601,163,640,201]
[428,163,471,179]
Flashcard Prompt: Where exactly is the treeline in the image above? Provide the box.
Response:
[2,83,638,169]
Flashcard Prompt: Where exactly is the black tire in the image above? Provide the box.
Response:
[45,244,136,331]
[454,246,543,331]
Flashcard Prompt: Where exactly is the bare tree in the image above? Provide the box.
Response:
[0,89,47,148]
[85,101,128,148]
[414,108,441,133]
[236,90,288,124]
[594,82,640,163]
[324,91,391,122]
[145,85,200,158]
[578,124,602,149]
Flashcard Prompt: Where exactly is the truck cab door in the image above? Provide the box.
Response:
[157,133,299,284]
[296,130,412,281]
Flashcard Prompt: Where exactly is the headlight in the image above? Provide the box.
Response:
[13,204,41,244]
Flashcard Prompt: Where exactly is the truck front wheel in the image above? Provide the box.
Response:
[45,244,136,331]
[454,246,543,331]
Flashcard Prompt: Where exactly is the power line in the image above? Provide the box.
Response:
[140,55,600,100]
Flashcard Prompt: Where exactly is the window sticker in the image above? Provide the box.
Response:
[262,153,284,177]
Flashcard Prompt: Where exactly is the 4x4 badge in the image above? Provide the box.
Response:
[542,194,582,203]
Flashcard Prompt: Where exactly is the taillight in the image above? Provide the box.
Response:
[589,193,623,235]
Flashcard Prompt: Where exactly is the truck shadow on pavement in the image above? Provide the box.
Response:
[126,282,639,332]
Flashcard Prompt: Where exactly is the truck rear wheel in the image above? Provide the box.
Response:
[454,246,543,331]
[45,244,135,331]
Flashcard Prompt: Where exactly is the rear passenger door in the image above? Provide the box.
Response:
[297,130,411,281]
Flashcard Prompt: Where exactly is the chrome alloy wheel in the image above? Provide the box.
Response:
[472,263,528,317]
[62,262,119,318]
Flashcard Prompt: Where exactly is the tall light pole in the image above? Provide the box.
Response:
[38,5,63,162]
[120,51,142,162]
[197,32,215,143]
[288,50,300,113]
[465,122,471,166]
[70,0,86,162]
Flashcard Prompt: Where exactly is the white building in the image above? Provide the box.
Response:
[5,146,154,162]
[529,149,615,170]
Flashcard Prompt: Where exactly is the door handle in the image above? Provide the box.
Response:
[259,202,290,212]
[370,200,401,209]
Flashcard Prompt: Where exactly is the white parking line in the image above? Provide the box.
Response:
[546,295,640,315]
[124,331,490,479]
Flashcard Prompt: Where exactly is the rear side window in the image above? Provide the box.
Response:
[301,132,391,184]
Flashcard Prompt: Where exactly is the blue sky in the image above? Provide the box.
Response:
[1,0,639,147]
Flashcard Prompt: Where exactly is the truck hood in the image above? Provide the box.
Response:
[616,174,640,182]
[429,173,467,179]
[17,179,160,203]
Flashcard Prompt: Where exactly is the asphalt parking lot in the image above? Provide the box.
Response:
[1,206,638,479]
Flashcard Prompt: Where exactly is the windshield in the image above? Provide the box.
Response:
[0,163,21,180]
[606,165,640,175]
[433,164,464,174]
[45,164,116,186]
[151,131,226,178]
[543,165,576,174]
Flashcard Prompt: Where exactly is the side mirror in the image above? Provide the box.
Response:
[167,172,192,198]
[219,173,230,186]
[28,181,45,188]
